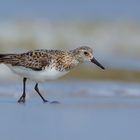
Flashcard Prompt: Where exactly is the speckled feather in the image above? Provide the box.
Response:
[0,49,83,71]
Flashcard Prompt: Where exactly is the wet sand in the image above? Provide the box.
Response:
[0,80,140,140]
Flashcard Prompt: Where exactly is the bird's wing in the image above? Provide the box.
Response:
[3,51,51,71]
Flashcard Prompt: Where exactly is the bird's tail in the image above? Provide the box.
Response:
[0,54,14,63]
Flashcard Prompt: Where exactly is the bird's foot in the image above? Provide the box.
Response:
[43,99,49,103]
[18,96,25,103]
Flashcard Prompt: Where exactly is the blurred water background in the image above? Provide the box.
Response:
[0,1,140,81]
[0,0,140,140]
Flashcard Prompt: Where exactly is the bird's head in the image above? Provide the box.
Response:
[73,46,105,70]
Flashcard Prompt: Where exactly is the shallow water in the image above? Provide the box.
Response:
[0,80,140,140]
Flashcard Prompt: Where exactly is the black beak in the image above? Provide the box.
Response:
[91,57,105,70]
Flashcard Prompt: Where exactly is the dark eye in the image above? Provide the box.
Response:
[84,51,89,56]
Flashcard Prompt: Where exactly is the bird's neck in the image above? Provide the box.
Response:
[55,52,80,71]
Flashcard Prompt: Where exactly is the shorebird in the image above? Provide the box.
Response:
[0,46,105,103]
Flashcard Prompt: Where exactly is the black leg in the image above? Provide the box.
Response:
[18,78,27,103]
[34,83,48,103]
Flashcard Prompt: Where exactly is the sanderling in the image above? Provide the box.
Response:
[0,46,105,103]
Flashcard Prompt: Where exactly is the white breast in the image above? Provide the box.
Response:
[6,65,69,82]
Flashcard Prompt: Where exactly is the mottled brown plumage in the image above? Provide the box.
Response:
[0,46,96,71]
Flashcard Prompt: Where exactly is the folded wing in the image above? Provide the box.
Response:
[0,51,50,71]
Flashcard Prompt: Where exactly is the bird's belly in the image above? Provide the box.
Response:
[7,65,69,82]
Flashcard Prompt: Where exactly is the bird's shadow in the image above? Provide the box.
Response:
[0,98,60,105]
[47,100,60,104]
